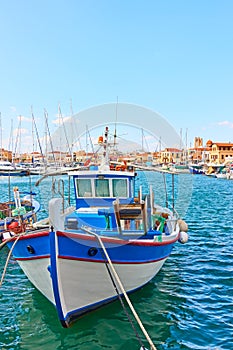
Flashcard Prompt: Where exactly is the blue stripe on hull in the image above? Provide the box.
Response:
[8,231,176,264]
[49,230,66,325]
[7,232,50,259]
[57,234,175,264]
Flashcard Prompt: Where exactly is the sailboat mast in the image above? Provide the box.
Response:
[19,115,21,163]
[31,109,45,165]
[8,119,13,162]
[44,109,56,166]
[114,96,118,149]
[32,111,35,158]
[14,115,21,163]
[141,128,144,152]
[185,128,188,165]
[0,112,2,160]
[70,99,82,151]
[58,105,72,162]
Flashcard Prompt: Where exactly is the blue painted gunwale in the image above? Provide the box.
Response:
[6,229,178,264]
[56,231,178,264]
[7,231,50,260]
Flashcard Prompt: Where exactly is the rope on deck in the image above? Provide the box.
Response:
[81,226,157,350]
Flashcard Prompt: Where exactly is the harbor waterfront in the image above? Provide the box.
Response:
[0,172,232,349]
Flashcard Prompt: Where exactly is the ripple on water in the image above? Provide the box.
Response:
[0,174,233,349]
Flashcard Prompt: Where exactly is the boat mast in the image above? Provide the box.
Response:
[8,119,13,162]
[141,128,144,152]
[31,108,46,166]
[44,109,56,167]
[114,96,118,150]
[32,111,35,162]
[58,105,72,165]
[19,115,22,163]
[99,126,110,170]
[14,115,22,164]
[185,128,188,165]
[87,127,97,163]
[0,112,2,160]
[70,99,82,152]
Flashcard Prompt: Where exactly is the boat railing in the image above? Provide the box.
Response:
[51,178,67,213]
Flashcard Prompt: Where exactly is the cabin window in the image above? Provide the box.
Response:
[76,179,92,197]
[112,179,128,197]
[95,179,110,197]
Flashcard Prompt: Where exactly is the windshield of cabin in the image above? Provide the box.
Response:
[75,177,129,198]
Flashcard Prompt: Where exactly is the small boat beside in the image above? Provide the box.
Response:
[0,187,40,233]
[1,127,188,337]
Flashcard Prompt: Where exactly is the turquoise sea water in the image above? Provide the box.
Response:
[0,173,232,350]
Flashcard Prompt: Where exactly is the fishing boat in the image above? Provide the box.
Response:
[0,187,40,233]
[2,127,188,331]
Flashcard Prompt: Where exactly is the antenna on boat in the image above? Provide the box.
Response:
[98,126,110,170]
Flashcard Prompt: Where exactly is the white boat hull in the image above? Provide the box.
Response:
[55,257,166,323]
[15,244,167,326]
[18,258,55,304]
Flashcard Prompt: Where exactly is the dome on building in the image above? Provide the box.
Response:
[206,139,213,147]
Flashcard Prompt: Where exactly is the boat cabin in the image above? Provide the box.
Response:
[73,170,135,209]
[64,169,152,233]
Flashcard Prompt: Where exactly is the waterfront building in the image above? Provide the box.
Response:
[208,141,233,164]
[159,148,183,164]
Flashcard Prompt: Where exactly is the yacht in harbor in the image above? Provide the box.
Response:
[0,161,29,176]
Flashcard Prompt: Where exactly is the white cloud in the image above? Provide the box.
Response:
[52,115,72,125]
[217,120,233,128]
[10,106,17,113]
[17,115,31,122]
[13,128,29,136]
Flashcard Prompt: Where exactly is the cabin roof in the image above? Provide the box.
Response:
[68,170,135,177]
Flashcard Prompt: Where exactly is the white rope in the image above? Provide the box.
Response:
[81,226,157,350]
[0,234,23,287]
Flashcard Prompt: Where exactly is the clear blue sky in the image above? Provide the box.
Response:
[0,0,233,153]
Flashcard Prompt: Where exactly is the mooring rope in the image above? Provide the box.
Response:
[0,234,23,287]
[81,226,157,350]
[99,238,146,349]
